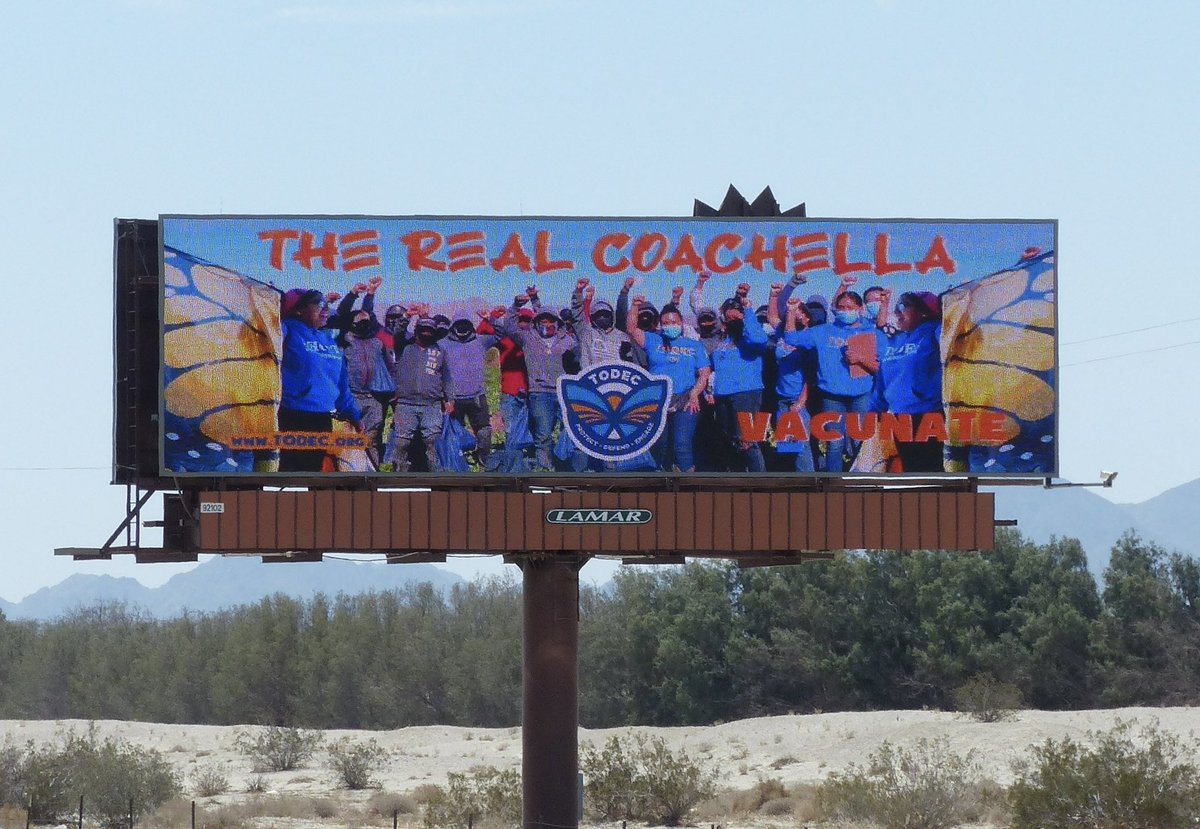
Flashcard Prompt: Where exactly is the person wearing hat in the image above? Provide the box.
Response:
[384,313,453,472]
[343,308,397,468]
[278,288,362,473]
[494,290,578,471]
[870,289,945,472]
[442,317,503,466]
[570,277,631,369]
[380,303,408,353]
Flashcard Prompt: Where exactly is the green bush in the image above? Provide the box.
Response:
[423,766,521,829]
[816,737,983,829]
[580,734,716,826]
[2,728,180,827]
[327,737,387,790]
[191,764,229,797]
[235,726,323,772]
[953,673,1023,722]
[1009,721,1200,829]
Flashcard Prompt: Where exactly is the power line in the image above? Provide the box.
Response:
[1062,338,1200,367]
[1062,316,1200,345]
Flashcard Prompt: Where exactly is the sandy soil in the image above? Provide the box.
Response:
[3,707,1198,825]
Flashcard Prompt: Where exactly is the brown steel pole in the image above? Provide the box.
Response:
[521,555,583,829]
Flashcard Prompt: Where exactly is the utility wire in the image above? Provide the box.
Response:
[1063,316,1200,345]
[1061,338,1200,367]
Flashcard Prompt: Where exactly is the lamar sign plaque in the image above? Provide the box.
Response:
[545,508,653,525]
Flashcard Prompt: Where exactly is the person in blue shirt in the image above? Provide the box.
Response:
[767,291,817,472]
[278,288,362,473]
[708,293,770,472]
[782,289,884,472]
[626,296,712,472]
[871,289,945,472]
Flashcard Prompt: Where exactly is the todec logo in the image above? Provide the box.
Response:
[558,362,672,462]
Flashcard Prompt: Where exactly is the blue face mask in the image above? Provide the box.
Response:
[834,309,860,325]
[865,301,881,318]
[661,324,682,339]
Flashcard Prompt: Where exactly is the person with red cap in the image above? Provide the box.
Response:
[871,289,946,472]
[476,290,540,450]
[278,288,362,472]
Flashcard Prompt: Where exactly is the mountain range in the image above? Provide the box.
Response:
[0,555,461,622]
[3,478,1197,622]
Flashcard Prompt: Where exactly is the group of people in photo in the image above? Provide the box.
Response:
[276,270,947,474]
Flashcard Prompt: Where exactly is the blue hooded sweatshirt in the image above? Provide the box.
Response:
[281,319,361,420]
[783,318,884,398]
[870,319,943,415]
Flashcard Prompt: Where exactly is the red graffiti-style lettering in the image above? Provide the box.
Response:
[258,229,301,271]
[977,411,1009,443]
[663,233,704,273]
[491,233,533,272]
[746,234,789,273]
[736,411,772,443]
[878,413,915,442]
[774,411,809,443]
[399,230,447,272]
[916,235,956,275]
[846,412,879,442]
[949,410,977,442]
[293,231,339,271]
[811,412,843,441]
[914,412,949,443]
[447,231,487,273]
[704,233,744,274]
[791,233,831,275]
[631,233,669,272]
[534,231,573,273]
[339,230,381,272]
[873,233,912,277]
[833,232,871,276]
[593,233,631,274]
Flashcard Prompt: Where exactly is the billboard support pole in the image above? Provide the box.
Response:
[520,554,584,829]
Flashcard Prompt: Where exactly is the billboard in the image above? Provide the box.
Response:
[160,216,1056,479]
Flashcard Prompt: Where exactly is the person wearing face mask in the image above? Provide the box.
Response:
[782,289,885,472]
[626,296,711,472]
[343,309,397,468]
[476,291,539,450]
[870,289,945,472]
[494,292,578,471]
[278,288,362,473]
[832,275,895,335]
[384,316,453,472]
[570,277,631,369]
[380,303,407,353]
[441,317,502,466]
[709,294,770,473]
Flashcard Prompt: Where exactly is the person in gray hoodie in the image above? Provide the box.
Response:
[384,315,453,472]
[441,318,502,465]
[569,277,630,369]
[494,295,577,471]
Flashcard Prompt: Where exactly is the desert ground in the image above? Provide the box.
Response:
[3,707,1199,827]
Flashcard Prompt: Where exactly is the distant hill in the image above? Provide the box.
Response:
[1,556,461,622]
[989,477,1200,576]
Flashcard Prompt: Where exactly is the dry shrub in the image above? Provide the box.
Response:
[1009,720,1200,829]
[422,766,521,829]
[234,726,324,773]
[312,797,339,819]
[327,737,387,790]
[769,754,799,769]
[728,776,788,814]
[411,784,442,805]
[953,673,1023,723]
[816,737,984,829]
[368,791,418,816]
[191,764,230,797]
[581,734,716,826]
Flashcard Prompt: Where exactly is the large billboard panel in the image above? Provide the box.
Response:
[160,216,1057,478]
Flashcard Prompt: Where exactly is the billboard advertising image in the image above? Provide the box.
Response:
[160,216,1056,479]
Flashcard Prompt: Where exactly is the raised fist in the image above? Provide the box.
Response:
[326,291,342,304]
[514,294,529,307]
[736,282,751,297]
[841,274,859,287]
[353,282,369,294]
[576,277,590,290]
[671,285,684,300]
[622,277,637,291]
[585,285,596,298]
[697,272,711,284]
[786,296,802,307]
[525,285,539,297]
[769,282,784,296]
[368,275,384,286]
[632,294,647,307]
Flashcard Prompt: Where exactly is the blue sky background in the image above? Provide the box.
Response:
[1,0,1196,598]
